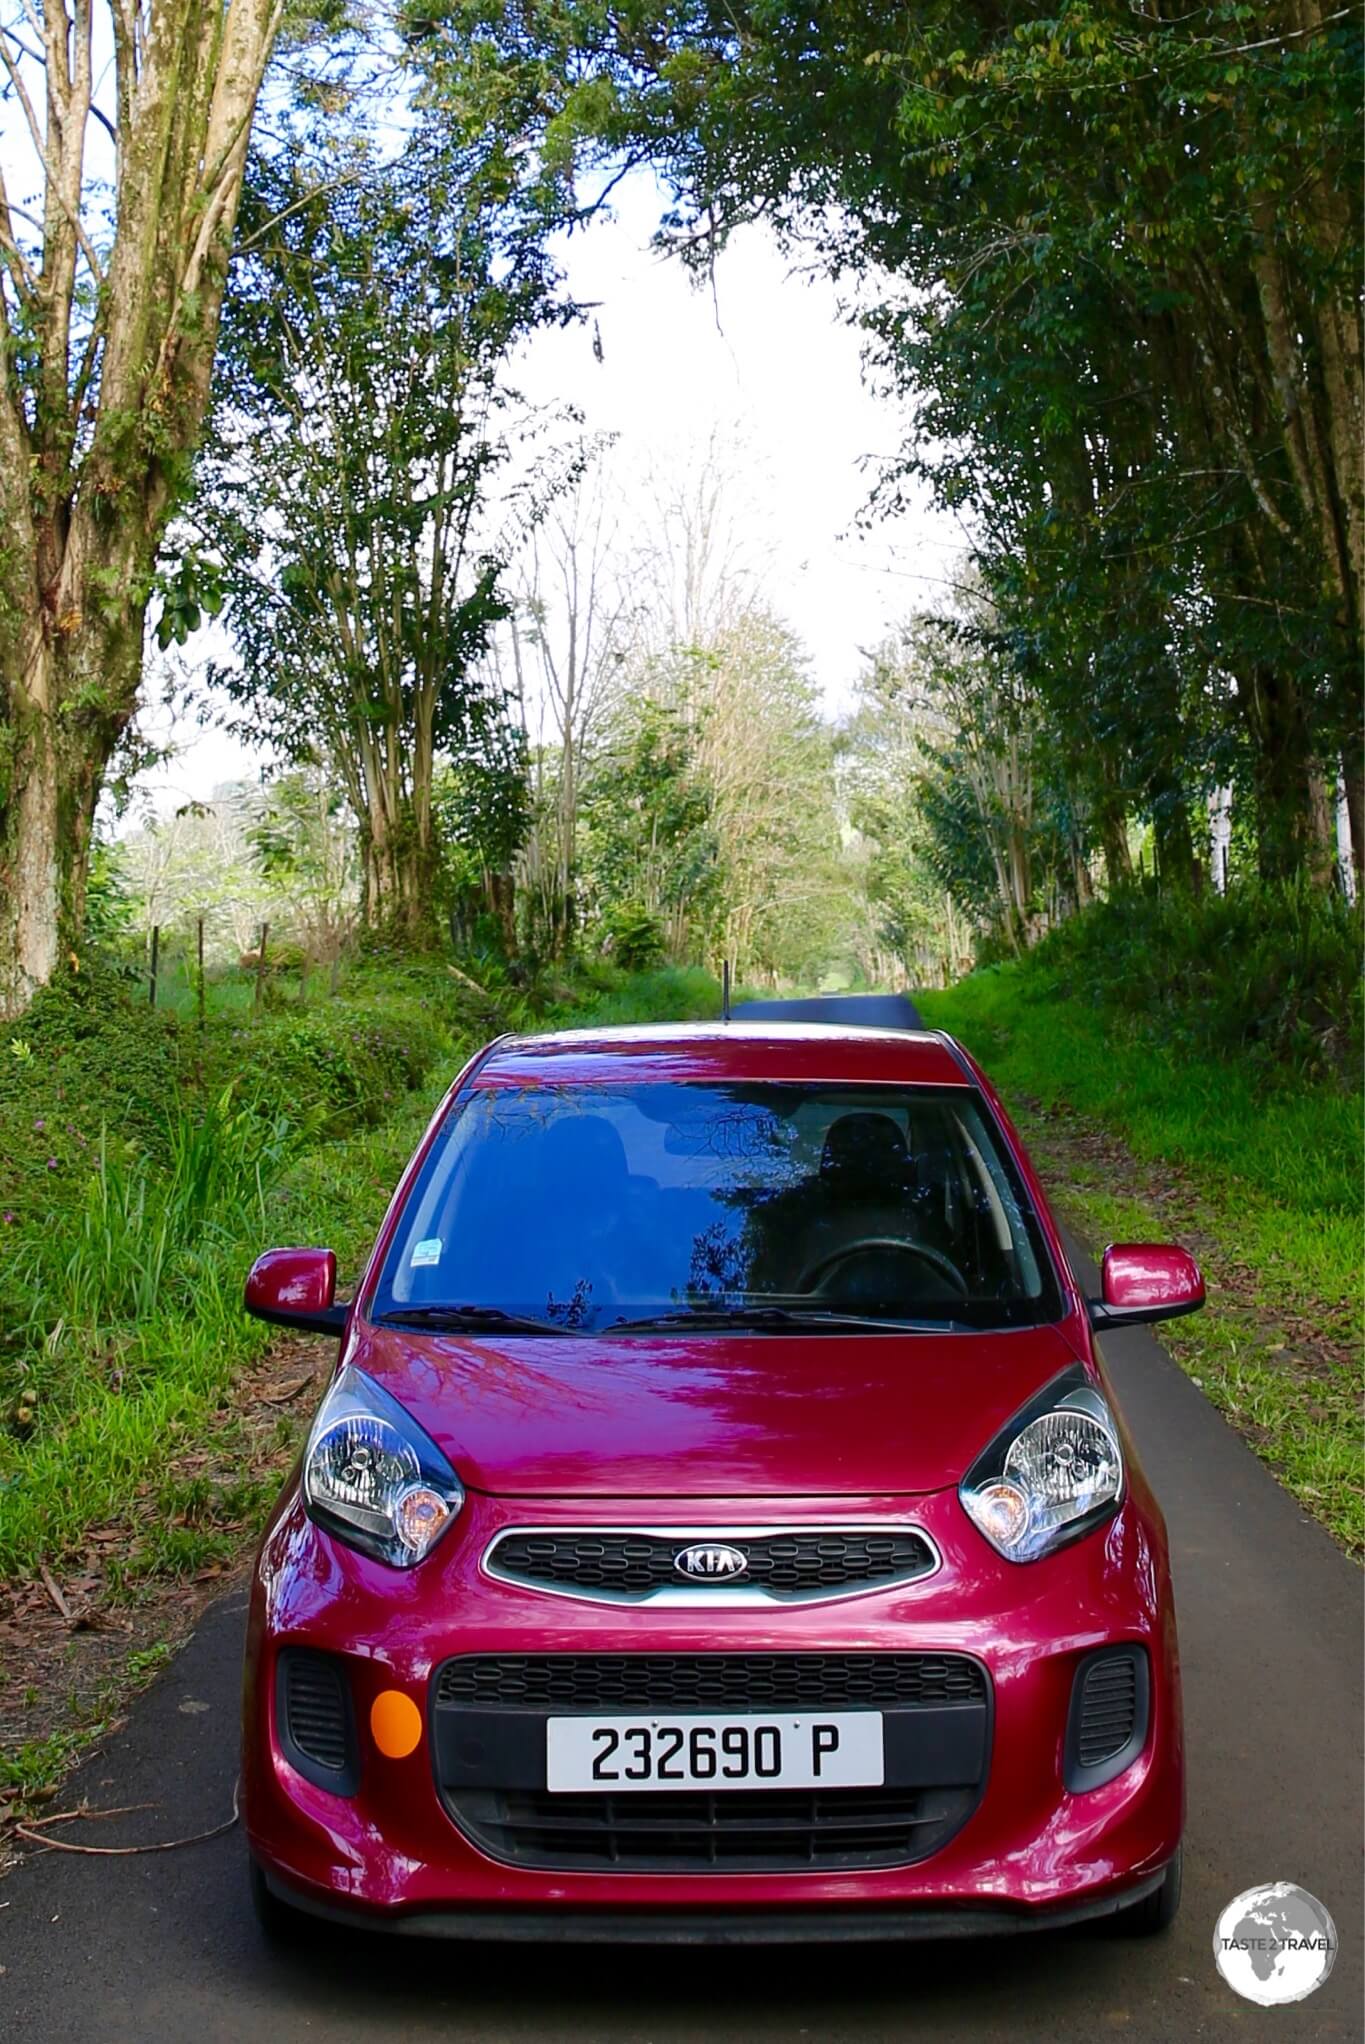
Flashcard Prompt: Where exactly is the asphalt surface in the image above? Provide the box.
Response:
[731,993,926,1030]
[1,1204,1360,2036]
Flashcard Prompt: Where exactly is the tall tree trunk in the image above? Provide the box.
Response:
[485,868,518,958]
[1152,791,1197,894]
[0,0,282,1014]
[1342,752,1364,891]
[1,585,143,1015]
[1306,768,1338,889]
[1240,662,1318,882]
[1097,799,1132,896]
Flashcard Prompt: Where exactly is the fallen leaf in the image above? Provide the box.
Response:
[260,1374,314,1405]
[38,1563,71,1623]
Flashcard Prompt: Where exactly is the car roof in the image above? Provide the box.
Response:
[476,1021,971,1089]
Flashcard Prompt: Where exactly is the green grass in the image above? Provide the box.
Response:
[919,953,1363,1554]
[0,957,719,1582]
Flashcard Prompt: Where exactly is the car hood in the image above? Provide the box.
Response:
[347,1321,1083,1497]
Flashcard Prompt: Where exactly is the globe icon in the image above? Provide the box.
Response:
[1213,1883,1337,2006]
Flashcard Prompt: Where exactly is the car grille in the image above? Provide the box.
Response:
[434,1653,987,1711]
[431,1655,990,1873]
[485,1528,936,1603]
[447,1785,972,1872]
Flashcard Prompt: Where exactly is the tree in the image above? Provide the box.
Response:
[419,0,1363,885]
[197,125,564,937]
[578,695,719,962]
[603,606,853,982]
[843,654,975,988]
[247,770,358,970]
[432,691,531,955]
[117,786,269,955]
[850,612,1093,962]
[509,450,637,953]
[0,0,288,1015]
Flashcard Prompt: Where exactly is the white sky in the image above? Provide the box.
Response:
[128,168,962,817]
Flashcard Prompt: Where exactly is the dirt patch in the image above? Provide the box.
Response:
[0,1334,330,1867]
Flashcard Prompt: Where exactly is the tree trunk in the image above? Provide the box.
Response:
[2,647,61,1016]
[1240,662,1318,882]
[486,868,518,958]
[0,0,282,1013]
[1306,768,1338,889]
[1152,792,1198,895]
[1342,752,1364,890]
[0,589,144,1017]
[1097,799,1132,896]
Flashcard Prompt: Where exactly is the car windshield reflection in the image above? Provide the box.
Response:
[373,1080,1061,1337]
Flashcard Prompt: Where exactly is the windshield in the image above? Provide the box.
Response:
[373,1080,1061,1335]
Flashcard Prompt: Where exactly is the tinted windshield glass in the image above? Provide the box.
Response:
[375,1081,1060,1334]
[375,1079,1062,1332]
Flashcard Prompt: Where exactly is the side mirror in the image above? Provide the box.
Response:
[1088,1244,1205,1330]
[245,1248,347,1337]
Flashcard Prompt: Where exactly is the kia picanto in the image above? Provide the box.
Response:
[240,1014,1203,1942]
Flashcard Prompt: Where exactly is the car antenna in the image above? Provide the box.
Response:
[721,959,732,1022]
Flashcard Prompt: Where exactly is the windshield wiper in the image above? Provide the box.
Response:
[376,1305,578,1337]
[607,1305,970,1335]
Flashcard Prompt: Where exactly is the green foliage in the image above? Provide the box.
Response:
[577,610,856,983]
[602,903,668,970]
[193,117,564,930]
[81,844,139,951]
[919,892,1363,1236]
[1019,883,1364,1084]
[920,893,1363,1551]
[578,695,719,960]
[214,996,449,1133]
[245,771,357,961]
[419,0,1363,885]
[0,957,718,1576]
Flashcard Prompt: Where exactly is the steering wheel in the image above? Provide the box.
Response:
[796,1235,970,1300]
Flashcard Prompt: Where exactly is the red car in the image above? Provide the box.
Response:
[240,1009,1204,1943]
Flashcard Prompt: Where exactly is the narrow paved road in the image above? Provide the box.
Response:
[1,1100,1359,2039]
[732,992,925,1029]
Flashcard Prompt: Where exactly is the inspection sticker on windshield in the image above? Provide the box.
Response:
[409,1237,442,1268]
[547,1712,884,1793]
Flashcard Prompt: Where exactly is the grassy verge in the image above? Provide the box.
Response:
[919,939,1363,1557]
[0,956,717,1582]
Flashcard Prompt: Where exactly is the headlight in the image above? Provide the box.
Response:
[959,1369,1122,1561]
[303,1365,464,1567]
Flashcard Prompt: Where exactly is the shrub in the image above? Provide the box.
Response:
[602,904,668,972]
[1028,882,1362,1083]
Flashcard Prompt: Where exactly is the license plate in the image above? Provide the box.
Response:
[545,1712,884,1793]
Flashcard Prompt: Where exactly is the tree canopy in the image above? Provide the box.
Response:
[417,0,1363,885]
[196,122,566,934]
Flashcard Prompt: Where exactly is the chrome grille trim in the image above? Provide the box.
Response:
[481,1523,942,1607]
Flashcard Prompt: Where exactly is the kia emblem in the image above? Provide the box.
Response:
[674,1542,748,1582]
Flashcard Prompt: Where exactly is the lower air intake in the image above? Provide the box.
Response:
[1065,1646,1149,1791]
[277,1648,358,1793]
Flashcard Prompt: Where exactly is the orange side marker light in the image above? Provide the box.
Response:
[370,1688,422,1759]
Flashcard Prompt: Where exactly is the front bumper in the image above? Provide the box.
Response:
[255,1863,1172,1942]
[241,1483,1182,1932]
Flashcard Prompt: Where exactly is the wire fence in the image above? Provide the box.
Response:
[141,916,343,1023]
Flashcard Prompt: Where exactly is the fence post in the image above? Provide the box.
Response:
[254,921,270,1015]
[197,917,206,1034]
[148,925,160,1008]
